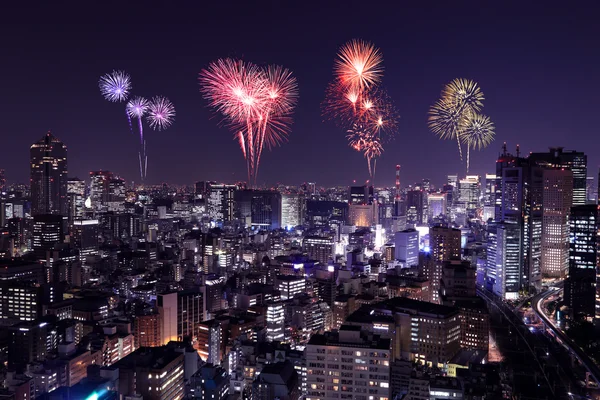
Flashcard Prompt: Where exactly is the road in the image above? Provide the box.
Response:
[532,287,600,386]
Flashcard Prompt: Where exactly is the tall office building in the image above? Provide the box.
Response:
[158,290,203,344]
[529,147,586,206]
[428,226,461,303]
[303,236,334,265]
[305,326,391,400]
[406,189,425,225]
[349,185,369,205]
[281,193,304,228]
[71,219,99,258]
[66,178,86,222]
[32,214,64,260]
[266,302,284,342]
[494,147,544,293]
[89,170,113,210]
[115,346,185,400]
[427,193,446,219]
[235,190,282,230]
[394,229,419,268]
[565,204,597,319]
[486,221,521,299]
[207,184,237,223]
[30,132,68,216]
[458,175,481,214]
[541,168,573,278]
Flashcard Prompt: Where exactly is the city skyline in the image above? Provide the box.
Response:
[1,2,599,186]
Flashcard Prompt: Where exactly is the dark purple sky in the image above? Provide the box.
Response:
[1,1,599,188]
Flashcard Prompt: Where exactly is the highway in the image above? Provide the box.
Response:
[532,287,600,386]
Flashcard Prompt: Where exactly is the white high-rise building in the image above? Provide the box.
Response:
[394,229,419,268]
[305,325,391,400]
[281,193,303,228]
[541,169,573,278]
[266,302,284,342]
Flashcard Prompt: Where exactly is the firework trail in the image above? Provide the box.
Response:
[458,112,495,172]
[428,78,484,161]
[199,59,298,187]
[323,39,398,180]
[100,71,175,181]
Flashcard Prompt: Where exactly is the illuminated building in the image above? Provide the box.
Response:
[427,193,446,220]
[458,175,481,214]
[487,221,521,300]
[349,185,369,204]
[349,203,376,227]
[134,312,161,348]
[494,146,544,293]
[67,178,86,221]
[541,168,573,277]
[235,190,282,229]
[266,302,285,342]
[115,345,185,400]
[565,204,597,320]
[427,226,461,303]
[71,219,99,257]
[281,193,304,228]
[158,290,203,344]
[0,168,5,192]
[394,229,419,268]
[190,364,230,400]
[208,184,237,223]
[305,325,390,400]
[8,321,48,370]
[439,259,489,351]
[345,297,461,366]
[332,295,356,329]
[30,132,68,216]
[277,275,305,300]
[89,170,113,210]
[529,147,587,206]
[303,236,334,265]
[32,214,64,261]
[587,175,597,203]
[196,320,222,364]
[406,189,425,225]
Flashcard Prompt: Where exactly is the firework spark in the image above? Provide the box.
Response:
[323,39,398,180]
[147,96,175,131]
[335,39,383,91]
[428,78,485,161]
[199,59,298,187]
[99,70,131,102]
[126,96,150,119]
[459,112,495,172]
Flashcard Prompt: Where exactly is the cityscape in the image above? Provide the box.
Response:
[1,2,600,400]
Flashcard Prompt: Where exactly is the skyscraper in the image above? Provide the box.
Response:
[565,204,597,319]
[281,193,304,228]
[429,226,461,303]
[529,147,586,206]
[458,175,481,214]
[30,132,68,216]
[207,184,237,223]
[406,189,425,225]
[32,214,64,261]
[66,178,86,222]
[541,168,573,278]
[494,148,544,293]
[394,229,419,268]
[487,221,521,300]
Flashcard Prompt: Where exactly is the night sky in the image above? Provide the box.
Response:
[2,1,599,188]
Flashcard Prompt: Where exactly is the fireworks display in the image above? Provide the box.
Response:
[199,58,298,187]
[100,71,175,181]
[99,70,131,102]
[428,78,494,172]
[323,39,398,179]
[147,96,176,131]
